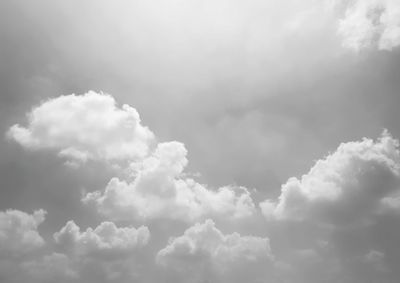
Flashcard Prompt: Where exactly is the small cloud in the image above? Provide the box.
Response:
[337,0,400,51]
[0,209,46,257]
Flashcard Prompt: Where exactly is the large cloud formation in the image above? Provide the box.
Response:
[157,219,274,283]
[7,92,256,222]
[260,130,400,224]
[7,91,155,165]
[84,141,255,222]
[261,131,400,283]
[6,92,400,283]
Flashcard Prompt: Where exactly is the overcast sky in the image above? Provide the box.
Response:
[1,0,400,282]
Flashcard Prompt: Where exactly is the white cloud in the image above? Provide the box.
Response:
[259,131,400,282]
[7,91,155,164]
[8,92,256,223]
[157,219,273,283]
[83,141,255,222]
[261,130,400,225]
[0,209,46,257]
[337,0,400,51]
[54,220,149,259]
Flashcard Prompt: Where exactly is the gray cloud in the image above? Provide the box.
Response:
[1,1,400,282]
[0,209,46,258]
[157,219,274,283]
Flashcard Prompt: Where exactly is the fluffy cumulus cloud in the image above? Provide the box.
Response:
[7,91,155,165]
[336,0,400,51]
[261,130,400,225]
[54,220,150,259]
[0,209,46,257]
[0,209,64,283]
[16,221,152,283]
[0,208,152,283]
[260,131,400,282]
[6,92,400,283]
[0,218,150,283]
[7,92,256,222]
[83,141,255,222]
[157,219,274,283]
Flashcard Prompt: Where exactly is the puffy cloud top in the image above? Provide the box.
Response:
[54,220,150,259]
[157,219,273,282]
[83,141,256,222]
[0,209,46,257]
[7,91,155,164]
[261,130,400,225]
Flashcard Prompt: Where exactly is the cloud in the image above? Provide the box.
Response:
[54,220,149,259]
[8,92,255,222]
[261,130,400,225]
[0,209,62,283]
[0,217,150,283]
[337,0,400,51]
[7,91,155,165]
[21,253,78,283]
[0,209,46,257]
[7,92,400,282]
[259,131,400,282]
[364,249,386,271]
[83,141,255,222]
[157,219,274,283]
[44,221,151,282]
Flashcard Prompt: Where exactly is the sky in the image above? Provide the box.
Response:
[1,0,400,282]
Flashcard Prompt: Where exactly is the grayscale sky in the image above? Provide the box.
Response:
[1,0,400,282]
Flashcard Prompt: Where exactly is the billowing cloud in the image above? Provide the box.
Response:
[7,91,155,165]
[0,210,78,283]
[0,217,150,283]
[7,92,256,222]
[260,131,400,282]
[5,93,400,283]
[337,0,400,51]
[39,221,152,283]
[54,220,149,259]
[261,130,400,225]
[157,219,274,283]
[83,141,255,222]
[0,209,46,257]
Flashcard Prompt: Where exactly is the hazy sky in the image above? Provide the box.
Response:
[1,0,400,282]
